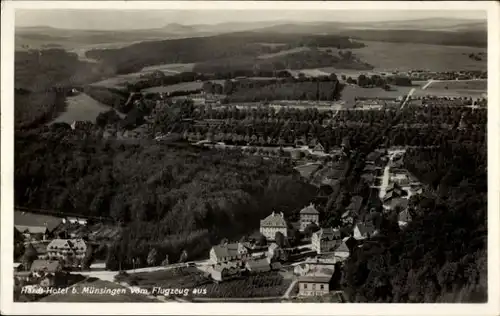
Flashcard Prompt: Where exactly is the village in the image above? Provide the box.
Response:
[13,143,422,302]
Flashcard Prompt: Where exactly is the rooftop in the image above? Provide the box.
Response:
[260,212,287,228]
[14,211,64,233]
[30,260,62,273]
[300,203,320,215]
[313,227,341,241]
[211,243,243,259]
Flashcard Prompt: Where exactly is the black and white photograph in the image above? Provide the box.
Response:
[1,1,499,315]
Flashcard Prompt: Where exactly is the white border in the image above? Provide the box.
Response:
[1,1,499,315]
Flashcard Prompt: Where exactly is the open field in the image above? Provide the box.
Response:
[142,81,203,94]
[258,47,310,59]
[49,93,124,125]
[425,79,487,91]
[348,41,486,72]
[340,85,412,107]
[124,267,210,290]
[39,278,158,302]
[141,63,195,74]
[199,271,292,298]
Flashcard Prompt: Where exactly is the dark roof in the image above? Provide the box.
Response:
[15,211,63,233]
[30,260,62,273]
[313,228,341,241]
[335,242,350,253]
[346,196,363,213]
[398,208,413,222]
[211,243,243,259]
[355,223,376,237]
[366,151,383,162]
[246,258,271,272]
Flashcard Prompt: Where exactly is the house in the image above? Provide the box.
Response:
[365,151,384,165]
[384,197,409,212]
[312,142,325,154]
[209,242,249,264]
[398,209,413,228]
[63,217,88,226]
[71,120,93,131]
[382,183,406,204]
[245,257,271,273]
[260,211,288,240]
[30,260,63,277]
[311,228,342,254]
[333,238,351,261]
[298,266,336,297]
[210,262,241,282]
[47,239,87,268]
[353,223,377,240]
[14,211,64,241]
[299,203,320,231]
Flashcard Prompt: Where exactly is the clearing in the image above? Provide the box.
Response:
[347,40,486,72]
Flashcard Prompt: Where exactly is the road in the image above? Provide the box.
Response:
[400,88,416,109]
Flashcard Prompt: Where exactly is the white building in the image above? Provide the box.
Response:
[299,203,320,231]
[260,211,288,240]
[311,228,341,254]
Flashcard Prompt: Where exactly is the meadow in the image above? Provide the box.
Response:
[345,41,486,72]
[425,79,487,91]
[142,81,204,94]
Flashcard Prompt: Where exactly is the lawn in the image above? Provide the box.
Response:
[258,47,311,59]
[39,278,158,302]
[141,81,203,94]
[124,267,210,290]
[340,85,412,107]
[199,271,292,298]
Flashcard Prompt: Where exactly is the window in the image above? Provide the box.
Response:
[320,284,324,290]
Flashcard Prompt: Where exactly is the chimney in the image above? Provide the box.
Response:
[280,212,284,218]
[272,211,275,216]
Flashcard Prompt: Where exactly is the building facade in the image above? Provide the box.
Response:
[299,204,320,231]
[311,228,342,254]
[47,239,87,267]
[260,212,288,240]
[209,242,249,264]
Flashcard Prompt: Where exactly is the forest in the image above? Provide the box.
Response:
[84,32,367,74]
[14,129,317,266]
[340,29,487,48]
[341,142,486,302]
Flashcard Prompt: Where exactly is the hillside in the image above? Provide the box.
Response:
[84,32,367,75]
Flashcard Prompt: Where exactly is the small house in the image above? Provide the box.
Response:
[245,257,271,273]
[353,223,377,240]
[398,209,413,228]
[311,228,342,254]
[209,242,249,264]
[211,262,241,282]
[298,266,335,297]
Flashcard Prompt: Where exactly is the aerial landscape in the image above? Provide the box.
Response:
[12,8,487,305]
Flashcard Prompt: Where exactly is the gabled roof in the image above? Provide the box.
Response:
[47,239,87,252]
[313,228,341,241]
[14,211,63,233]
[298,266,335,283]
[366,151,383,162]
[335,242,350,253]
[211,243,243,259]
[213,261,239,272]
[30,260,62,273]
[246,258,271,271]
[313,143,325,152]
[386,197,409,210]
[355,223,376,237]
[398,208,412,222]
[260,212,287,228]
[300,203,319,215]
